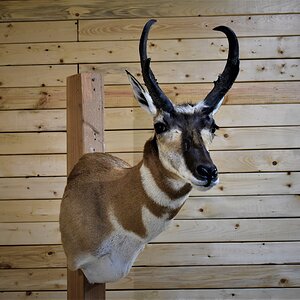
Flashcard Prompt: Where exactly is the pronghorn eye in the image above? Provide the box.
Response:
[154,122,167,134]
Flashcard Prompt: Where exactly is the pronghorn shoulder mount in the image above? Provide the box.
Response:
[60,19,240,284]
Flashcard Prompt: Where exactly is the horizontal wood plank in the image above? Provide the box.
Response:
[1,82,299,111]
[155,218,300,243]
[179,195,300,219]
[0,87,66,110]
[1,242,300,269]
[1,265,300,291]
[108,265,300,289]
[190,172,300,196]
[0,245,66,268]
[0,155,66,177]
[106,288,300,300]
[0,110,65,132]
[104,81,300,107]
[0,222,61,245]
[0,177,66,199]
[138,242,300,266]
[114,149,300,173]
[0,132,66,154]
[2,289,300,300]
[1,0,299,21]
[1,149,298,178]
[105,127,300,152]
[2,126,299,155]
[0,291,66,300]
[0,172,298,200]
[105,104,300,130]
[1,218,300,245]
[0,21,77,43]
[0,200,61,222]
[1,104,299,132]
[79,15,300,41]
[0,65,77,88]
[0,268,66,291]
[1,194,299,223]
[80,59,300,84]
[1,36,300,65]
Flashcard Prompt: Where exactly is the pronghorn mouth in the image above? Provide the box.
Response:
[192,178,219,190]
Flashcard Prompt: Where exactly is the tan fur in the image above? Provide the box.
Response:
[60,139,192,273]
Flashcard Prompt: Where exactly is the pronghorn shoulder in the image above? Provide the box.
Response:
[68,153,131,183]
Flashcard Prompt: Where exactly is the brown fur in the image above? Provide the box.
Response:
[60,138,191,268]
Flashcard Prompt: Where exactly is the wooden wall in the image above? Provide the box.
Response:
[0,0,300,299]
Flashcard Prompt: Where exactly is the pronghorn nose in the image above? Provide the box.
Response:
[196,165,218,182]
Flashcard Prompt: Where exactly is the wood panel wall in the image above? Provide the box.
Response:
[0,1,299,299]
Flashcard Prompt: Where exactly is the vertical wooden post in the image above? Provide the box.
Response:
[66,72,106,300]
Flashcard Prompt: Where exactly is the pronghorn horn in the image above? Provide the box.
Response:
[139,19,174,113]
[200,26,240,114]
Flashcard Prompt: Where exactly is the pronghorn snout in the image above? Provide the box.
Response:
[195,164,218,187]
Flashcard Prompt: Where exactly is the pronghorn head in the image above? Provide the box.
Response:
[127,19,239,190]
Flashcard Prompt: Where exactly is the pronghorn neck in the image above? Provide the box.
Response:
[140,138,192,211]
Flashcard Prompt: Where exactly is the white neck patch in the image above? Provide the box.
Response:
[140,163,190,210]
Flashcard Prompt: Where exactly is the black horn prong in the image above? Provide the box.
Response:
[139,19,174,113]
[200,26,240,114]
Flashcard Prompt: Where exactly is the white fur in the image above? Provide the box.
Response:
[175,104,195,114]
[140,163,189,210]
[194,97,224,115]
[77,212,146,284]
[201,128,213,148]
[142,206,170,241]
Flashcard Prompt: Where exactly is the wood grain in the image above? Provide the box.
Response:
[0,21,77,43]
[1,36,299,65]
[79,15,300,41]
[80,59,300,84]
[1,289,300,300]
[0,177,66,199]
[138,242,300,266]
[107,265,300,289]
[1,265,300,291]
[0,245,66,268]
[2,126,299,155]
[1,0,299,21]
[190,172,300,196]
[1,149,298,177]
[0,87,66,110]
[105,81,300,107]
[1,104,298,132]
[106,288,300,300]
[0,110,66,132]
[0,268,67,291]
[104,127,300,152]
[1,242,300,269]
[0,292,67,300]
[1,82,299,111]
[179,195,300,219]
[0,65,77,88]
[114,149,300,173]
[0,132,66,154]
[155,218,300,243]
[104,104,300,130]
[1,218,300,245]
[1,194,299,222]
[0,200,61,222]
[0,172,297,200]
[0,155,66,177]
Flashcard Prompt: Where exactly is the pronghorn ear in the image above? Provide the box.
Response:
[210,96,225,116]
[126,70,157,115]
[196,97,224,116]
